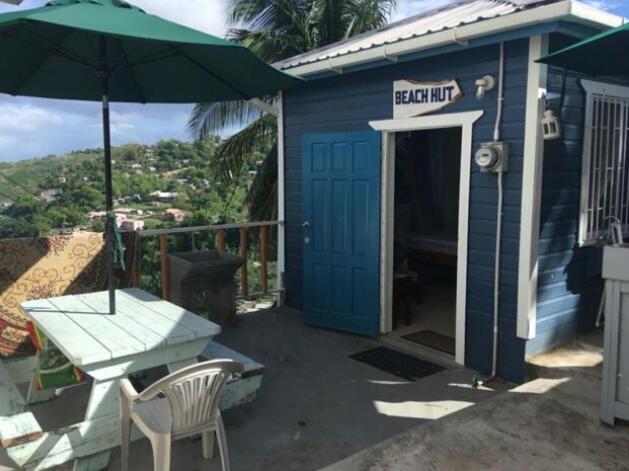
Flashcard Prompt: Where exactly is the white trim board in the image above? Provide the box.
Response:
[517,35,549,340]
[277,92,286,304]
[370,110,484,366]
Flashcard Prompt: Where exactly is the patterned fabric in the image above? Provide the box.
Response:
[26,320,85,390]
[0,232,107,358]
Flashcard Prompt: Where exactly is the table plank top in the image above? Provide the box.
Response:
[20,288,221,367]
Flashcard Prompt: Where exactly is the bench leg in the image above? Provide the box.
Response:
[72,377,120,471]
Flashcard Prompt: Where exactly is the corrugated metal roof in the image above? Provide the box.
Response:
[277,0,555,70]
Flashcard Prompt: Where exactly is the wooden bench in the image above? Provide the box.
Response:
[201,340,265,410]
[0,358,45,452]
[0,359,27,418]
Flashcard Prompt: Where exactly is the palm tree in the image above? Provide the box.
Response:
[188,0,397,220]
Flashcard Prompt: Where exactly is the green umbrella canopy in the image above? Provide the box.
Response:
[0,0,301,102]
[538,22,629,78]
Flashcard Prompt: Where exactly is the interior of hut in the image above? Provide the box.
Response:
[390,127,462,356]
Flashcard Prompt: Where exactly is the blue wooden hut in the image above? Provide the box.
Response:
[274,0,628,382]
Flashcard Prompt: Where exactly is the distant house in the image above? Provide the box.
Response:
[164,208,189,223]
[87,211,106,221]
[39,189,58,203]
[120,219,145,231]
[114,208,133,216]
[150,191,178,202]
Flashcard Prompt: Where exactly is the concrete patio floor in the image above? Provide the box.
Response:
[322,329,629,471]
[1,307,508,470]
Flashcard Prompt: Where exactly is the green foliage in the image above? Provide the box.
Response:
[0,136,245,240]
[190,0,396,220]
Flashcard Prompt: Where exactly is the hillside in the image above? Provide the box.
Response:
[0,154,80,203]
[0,137,263,239]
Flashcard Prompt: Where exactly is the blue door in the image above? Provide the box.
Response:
[302,131,381,336]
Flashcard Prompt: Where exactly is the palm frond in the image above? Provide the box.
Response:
[344,0,396,38]
[245,143,278,221]
[211,114,277,186]
[187,100,265,141]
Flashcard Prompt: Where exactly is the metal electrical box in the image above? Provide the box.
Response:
[601,245,629,426]
[474,141,509,173]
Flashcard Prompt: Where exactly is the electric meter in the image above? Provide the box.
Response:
[475,142,509,173]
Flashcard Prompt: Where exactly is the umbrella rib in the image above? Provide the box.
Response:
[5,28,92,95]
[172,46,253,101]
[118,49,180,70]
[114,38,147,103]
[19,23,97,70]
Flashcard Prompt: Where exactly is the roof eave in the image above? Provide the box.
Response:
[283,0,625,78]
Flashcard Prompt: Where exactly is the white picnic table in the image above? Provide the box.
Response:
[17,287,222,471]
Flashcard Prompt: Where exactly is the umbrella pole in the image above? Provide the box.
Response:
[100,39,116,315]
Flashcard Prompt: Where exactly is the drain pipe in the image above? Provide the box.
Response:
[490,42,505,381]
[475,43,505,387]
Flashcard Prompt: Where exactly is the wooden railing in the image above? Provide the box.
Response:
[139,221,283,302]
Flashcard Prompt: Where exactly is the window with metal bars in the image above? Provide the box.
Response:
[580,80,629,245]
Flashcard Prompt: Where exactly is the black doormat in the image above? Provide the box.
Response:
[402,330,456,355]
[350,346,444,381]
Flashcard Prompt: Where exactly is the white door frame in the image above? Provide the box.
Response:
[370,111,484,366]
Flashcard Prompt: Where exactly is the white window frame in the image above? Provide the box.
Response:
[580,80,629,246]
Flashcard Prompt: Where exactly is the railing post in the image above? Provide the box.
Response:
[240,227,248,297]
[160,234,170,301]
[216,229,225,251]
[260,225,268,295]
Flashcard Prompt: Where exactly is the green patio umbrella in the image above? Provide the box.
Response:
[0,0,300,313]
[538,22,629,77]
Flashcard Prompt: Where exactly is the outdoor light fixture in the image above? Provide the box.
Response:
[541,109,562,140]
[475,75,495,100]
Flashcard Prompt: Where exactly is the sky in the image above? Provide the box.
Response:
[0,0,627,163]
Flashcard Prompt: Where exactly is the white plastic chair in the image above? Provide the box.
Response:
[120,359,244,471]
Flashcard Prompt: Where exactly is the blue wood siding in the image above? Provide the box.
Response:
[283,40,530,383]
[528,33,603,357]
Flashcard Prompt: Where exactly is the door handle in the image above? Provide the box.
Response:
[302,221,311,228]
[304,237,311,245]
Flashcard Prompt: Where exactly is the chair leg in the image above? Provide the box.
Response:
[149,433,172,471]
[216,415,230,471]
[202,430,214,459]
[120,417,131,471]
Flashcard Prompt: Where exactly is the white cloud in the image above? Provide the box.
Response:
[0,0,229,36]
[392,0,457,21]
[579,0,623,11]
[0,97,194,162]
[128,0,228,36]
